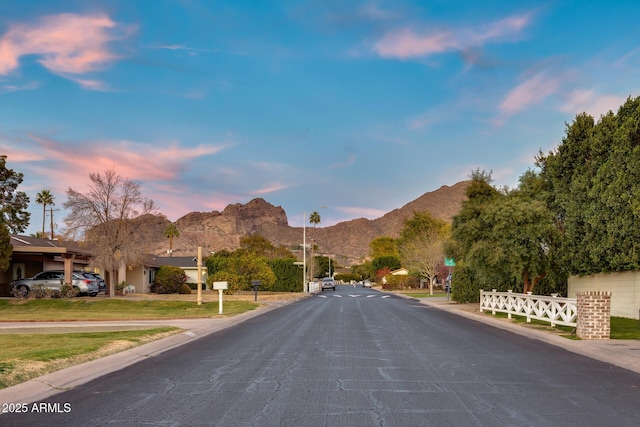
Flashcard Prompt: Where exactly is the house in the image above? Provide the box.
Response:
[124,255,208,293]
[1,235,95,296]
[382,268,409,284]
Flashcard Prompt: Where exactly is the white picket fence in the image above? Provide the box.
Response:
[479,290,577,328]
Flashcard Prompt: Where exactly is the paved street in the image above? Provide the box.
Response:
[2,286,640,426]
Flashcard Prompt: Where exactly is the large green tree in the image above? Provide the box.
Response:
[0,155,30,234]
[0,222,12,272]
[239,234,293,260]
[450,169,562,297]
[369,236,399,259]
[538,96,640,275]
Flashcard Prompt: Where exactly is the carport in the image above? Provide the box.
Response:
[0,235,94,296]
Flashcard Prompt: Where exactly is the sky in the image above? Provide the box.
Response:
[1,1,638,237]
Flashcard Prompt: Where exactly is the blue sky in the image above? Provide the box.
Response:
[1,1,637,236]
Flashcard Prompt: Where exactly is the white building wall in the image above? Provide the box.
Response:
[568,271,640,319]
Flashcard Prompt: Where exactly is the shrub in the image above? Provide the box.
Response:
[29,284,54,299]
[152,266,187,294]
[208,271,243,295]
[187,282,206,290]
[56,283,78,299]
[382,274,419,290]
[178,283,192,294]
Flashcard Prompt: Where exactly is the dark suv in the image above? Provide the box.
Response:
[10,270,99,297]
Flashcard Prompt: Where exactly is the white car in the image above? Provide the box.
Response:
[321,277,336,291]
[363,280,372,288]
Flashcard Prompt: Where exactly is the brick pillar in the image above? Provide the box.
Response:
[576,291,611,340]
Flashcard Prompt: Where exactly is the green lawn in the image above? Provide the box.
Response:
[0,297,262,389]
[0,299,259,321]
[610,316,640,339]
[485,312,640,340]
[396,291,449,298]
[0,327,180,389]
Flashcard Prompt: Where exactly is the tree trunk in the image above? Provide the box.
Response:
[523,271,547,294]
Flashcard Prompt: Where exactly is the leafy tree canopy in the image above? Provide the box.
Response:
[369,236,399,259]
[539,96,640,274]
[0,155,30,234]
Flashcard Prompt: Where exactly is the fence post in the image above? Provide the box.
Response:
[576,291,611,340]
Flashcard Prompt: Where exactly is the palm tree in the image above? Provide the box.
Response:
[309,211,321,228]
[164,222,180,256]
[35,189,54,238]
[308,212,321,281]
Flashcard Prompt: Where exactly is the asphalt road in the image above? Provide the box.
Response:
[3,286,640,426]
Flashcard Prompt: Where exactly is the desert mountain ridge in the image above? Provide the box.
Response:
[137,180,471,265]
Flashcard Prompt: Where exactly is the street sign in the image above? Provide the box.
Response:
[445,258,456,267]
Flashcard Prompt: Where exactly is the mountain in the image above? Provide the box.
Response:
[141,181,471,265]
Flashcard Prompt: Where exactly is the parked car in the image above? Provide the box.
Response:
[321,277,336,291]
[363,280,372,288]
[83,272,106,293]
[10,270,99,297]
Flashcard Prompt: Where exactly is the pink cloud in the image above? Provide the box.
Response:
[0,13,132,86]
[499,71,560,116]
[373,13,531,59]
[374,29,457,58]
[560,89,625,119]
[250,183,290,195]
[20,135,228,191]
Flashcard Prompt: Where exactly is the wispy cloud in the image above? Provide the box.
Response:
[373,13,532,59]
[250,183,290,195]
[560,89,625,118]
[146,43,219,54]
[329,153,356,169]
[0,13,133,88]
[498,70,560,118]
[0,81,39,94]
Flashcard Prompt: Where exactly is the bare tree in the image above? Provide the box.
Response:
[63,169,157,295]
[398,228,446,295]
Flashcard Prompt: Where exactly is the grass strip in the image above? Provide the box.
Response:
[485,312,640,339]
[398,292,449,298]
[610,316,640,339]
[0,299,258,321]
[0,327,180,389]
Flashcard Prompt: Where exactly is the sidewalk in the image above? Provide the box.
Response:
[418,296,640,375]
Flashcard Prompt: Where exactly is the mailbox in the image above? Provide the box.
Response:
[251,280,261,301]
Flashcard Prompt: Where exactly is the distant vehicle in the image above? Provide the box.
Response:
[321,277,336,291]
[83,272,106,293]
[10,270,99,297]
[363,280,372,288]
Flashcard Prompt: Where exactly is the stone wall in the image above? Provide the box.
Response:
[576,291,611,340]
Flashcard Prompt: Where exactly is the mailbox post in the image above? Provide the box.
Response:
[251,280,261,301]
[213,281,228,314]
